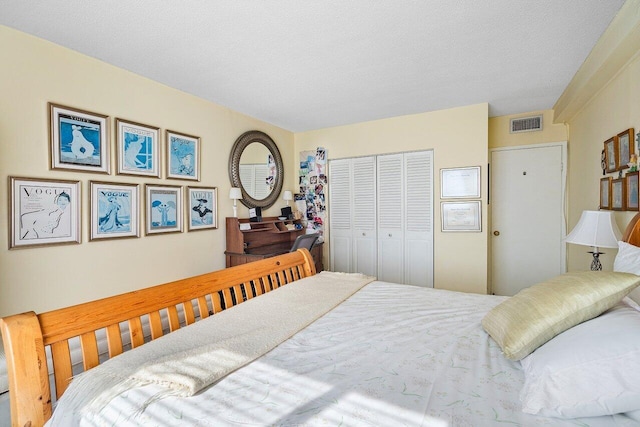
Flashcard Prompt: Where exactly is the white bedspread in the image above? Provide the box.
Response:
[48,281,638,426]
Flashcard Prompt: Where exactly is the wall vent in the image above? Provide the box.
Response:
[510,115,543,133]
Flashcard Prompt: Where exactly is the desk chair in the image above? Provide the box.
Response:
[290,233,319,252]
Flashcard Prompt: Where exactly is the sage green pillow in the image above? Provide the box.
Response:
[482,271,640,361]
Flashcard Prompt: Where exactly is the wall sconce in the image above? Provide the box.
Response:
[283,190,293,206]
[229,187,242,217]
[565,210,621,270]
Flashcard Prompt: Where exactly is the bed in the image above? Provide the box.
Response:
[2,215,640,426]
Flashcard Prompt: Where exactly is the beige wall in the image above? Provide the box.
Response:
[488,110,568,149]
[564,54,640,271]
[0,26,295,316]
[295,104,490,294]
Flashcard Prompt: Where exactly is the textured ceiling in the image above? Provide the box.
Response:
[0,1,626,132]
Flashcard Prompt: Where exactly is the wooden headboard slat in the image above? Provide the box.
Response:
[106,324,123,358]
[50,340,72,399]
[79,332,99,371]
[0,249,316,426]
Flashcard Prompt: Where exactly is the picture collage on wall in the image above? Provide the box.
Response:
[296,147,327,241]
[9,102,218,249]
[600,128,639,211]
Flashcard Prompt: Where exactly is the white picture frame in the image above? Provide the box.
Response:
[441,201,482,232]
[10,176,81,248]
[440,166,481,199]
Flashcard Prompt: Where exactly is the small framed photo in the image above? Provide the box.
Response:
[603,137,618,173]
[187,186,218,231]
[49,103,110,173]
[612,177,626,211]
[167,130,200,181]
[116,119,161,177]
[600,177,612,210]
[440,166,481,199]
[617,128,635,171]
[145,184,183,234]
[441,201,482,232]
[90,181,140,240]
[10,177,81,249]
[626,172,639,211]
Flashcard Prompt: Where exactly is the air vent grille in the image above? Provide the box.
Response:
[510,115,543,133]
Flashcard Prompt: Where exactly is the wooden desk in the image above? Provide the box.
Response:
[225,217,323,272]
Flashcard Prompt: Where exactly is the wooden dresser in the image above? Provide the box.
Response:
[225,216,323,272]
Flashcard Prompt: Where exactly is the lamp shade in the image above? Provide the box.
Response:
[283,190,293,201]
[564,210,621,248]
[229,187,242,200]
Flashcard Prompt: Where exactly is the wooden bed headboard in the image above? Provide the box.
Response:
[0,249,316,427]
[622,212,640,247]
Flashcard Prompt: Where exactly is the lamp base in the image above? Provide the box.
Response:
[588,251,603,271]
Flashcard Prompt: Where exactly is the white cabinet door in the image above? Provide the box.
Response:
[404,151,433,287]
[352,157,377,276]
[377,153,404,283]
[329,159,353,273]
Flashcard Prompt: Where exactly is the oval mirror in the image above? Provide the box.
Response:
[229,130,283,209]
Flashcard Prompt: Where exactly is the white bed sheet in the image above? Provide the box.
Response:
[50,281,638,426]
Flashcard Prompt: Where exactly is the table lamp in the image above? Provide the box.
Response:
[564,210,621,270]
[283,190,293,206]
[229,187,242,217]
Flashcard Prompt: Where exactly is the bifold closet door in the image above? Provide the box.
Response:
[329,159,353,273]
[377,151,433,287]
[329,157,377,275]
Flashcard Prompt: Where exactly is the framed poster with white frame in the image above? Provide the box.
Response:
[440,166,480,199]
[10,177,81,249]
[49,103,110,173]
[90,181,140,240]
[441,200,482,232]
[145,184,183,235]
[187,186,218,231]
[116,119,161,177]
[166,130,200,181]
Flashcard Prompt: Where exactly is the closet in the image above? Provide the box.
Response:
[329,150,433,287]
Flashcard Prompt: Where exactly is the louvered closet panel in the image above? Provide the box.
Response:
[403,151,434,287]
[329,159,353,273]
[377,153,405,284]
[328,151,433,287]
[253,164,270,200]
[351,157,377,276]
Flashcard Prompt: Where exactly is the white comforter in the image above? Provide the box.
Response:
[49,281,638,426]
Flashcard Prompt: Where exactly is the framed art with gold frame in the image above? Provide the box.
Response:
[626,171,639,211]
[600,177,612,210]
[617,128,635,171]
[603,137,618,173]
[612,177,626,211]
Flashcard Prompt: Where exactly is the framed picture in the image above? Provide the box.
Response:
[617,128,635,171]
[187,186,218,231]
[90,181,140,240]
[441,201,482,232]
[600,177,612,210]
[612,177,626,211]
[10,177,81,248]
[167,130,200,181]
[440,166,481,199]
[626,172,639,211]
[603,137,618,173]
[145,184,183,234]
[49,103,110,173]
[116,119,161,177]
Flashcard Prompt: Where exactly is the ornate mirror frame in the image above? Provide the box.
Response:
[229,130,284,209]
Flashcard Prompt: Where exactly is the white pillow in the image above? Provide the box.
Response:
[614,241,640,303]
[520,300,640,418]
